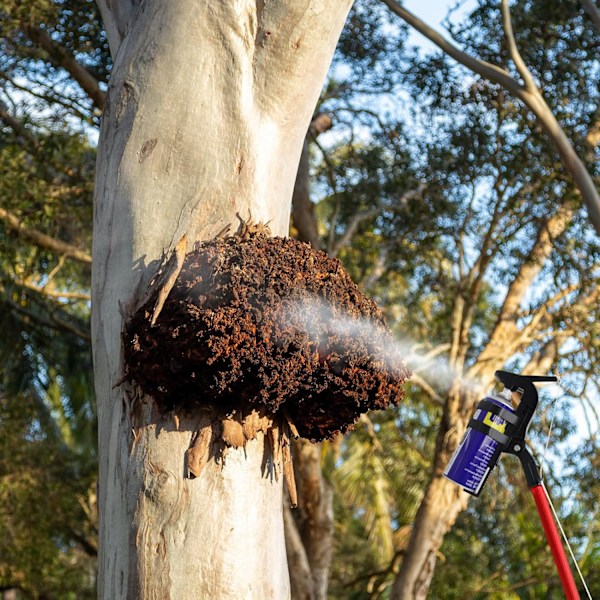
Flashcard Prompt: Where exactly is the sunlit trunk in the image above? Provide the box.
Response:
[391,385,474,599]
[92,1,352,596]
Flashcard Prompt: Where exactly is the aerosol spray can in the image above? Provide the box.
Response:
[443,387,517,496]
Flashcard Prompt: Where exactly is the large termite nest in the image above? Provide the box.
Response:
[123,228,410,445]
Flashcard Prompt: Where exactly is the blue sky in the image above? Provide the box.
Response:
[403,0,477,50]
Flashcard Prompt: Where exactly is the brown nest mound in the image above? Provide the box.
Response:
[123,232,410,441]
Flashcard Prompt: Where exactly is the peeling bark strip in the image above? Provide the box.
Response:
[92,1,353,597]
[150,234,188,325]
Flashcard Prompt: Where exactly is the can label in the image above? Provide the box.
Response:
[443,396,514,495]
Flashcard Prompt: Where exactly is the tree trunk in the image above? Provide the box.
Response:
[390,385,473,599]
[292,139,322,250]
[391,477,469,599]
[284,502,315,600]
[287,440,335,600]
[291,112,332,249]
[92,1,352,597]
[390,201,576,598]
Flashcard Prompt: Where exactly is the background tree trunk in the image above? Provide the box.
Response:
[92,1,352,597]
[390,203,575,598]
[287,112,335,599]
[390,386,474,599]
[288,440,335,600]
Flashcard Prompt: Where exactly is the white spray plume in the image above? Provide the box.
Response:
[279,296,487,399]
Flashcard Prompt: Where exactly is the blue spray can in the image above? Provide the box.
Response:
[444,387,518,496]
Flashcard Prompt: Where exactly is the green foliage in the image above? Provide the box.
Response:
[329,394,439,598]
[0,0,99,596]
[0,0,110,118]
[0,0,598,597]
[320,0,600,597]
[0,391,96,599]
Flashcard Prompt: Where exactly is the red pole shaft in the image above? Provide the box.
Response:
[530,484,580,600]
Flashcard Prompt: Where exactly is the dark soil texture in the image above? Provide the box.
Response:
[123,232,410,441]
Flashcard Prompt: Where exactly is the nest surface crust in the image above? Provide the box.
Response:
[123,233,410,441]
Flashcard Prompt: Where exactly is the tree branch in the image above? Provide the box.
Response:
[409,343,451,364]
[516,283,580,343]
[3,72,95,123]
[309,112,334,138]
[468,203,575,381]
[452,186,508,369]
[94,0,135,58]
[0,207,92,265]
[455,185,477,280]
[501,0,538,92]
[291,113,333,250]
[581,0,600,34]
[23,24,106,111]
[381,0,600,234]
[291,439,335,598]
[361,243,390,290]
[409,373,445,405]
[69,529,99,557]
[379,0,523,95]
[2,293,91,341]
[0,98,40,150]
[330,207,380,258]
[329,184,426,258]
[521,338,561,376]
[17,278,91,301]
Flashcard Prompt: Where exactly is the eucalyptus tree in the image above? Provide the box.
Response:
[91,2,361,598]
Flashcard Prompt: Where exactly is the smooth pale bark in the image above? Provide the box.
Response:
[92,1,352,597]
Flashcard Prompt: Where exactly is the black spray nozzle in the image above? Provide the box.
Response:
[494,370,557,439]
[493,370,558,487]
[495,370,557,390]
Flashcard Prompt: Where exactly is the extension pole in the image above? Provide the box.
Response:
[530,484,580,600]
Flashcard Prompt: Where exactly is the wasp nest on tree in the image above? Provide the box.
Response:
[123,224,410,498]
